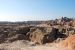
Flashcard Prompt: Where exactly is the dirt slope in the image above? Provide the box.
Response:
[59,34,75,50]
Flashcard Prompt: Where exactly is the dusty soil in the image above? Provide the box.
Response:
[0,40,69,50]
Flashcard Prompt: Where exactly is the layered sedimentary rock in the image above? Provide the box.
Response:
[26,26,67,44]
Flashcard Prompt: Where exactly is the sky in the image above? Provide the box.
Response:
[0,0,75,21]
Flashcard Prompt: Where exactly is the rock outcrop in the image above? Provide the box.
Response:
[27,26,67,44]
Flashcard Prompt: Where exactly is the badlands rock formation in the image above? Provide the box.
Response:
[0,17,75,50]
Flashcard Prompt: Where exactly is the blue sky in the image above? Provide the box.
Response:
[0,0,75,21]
